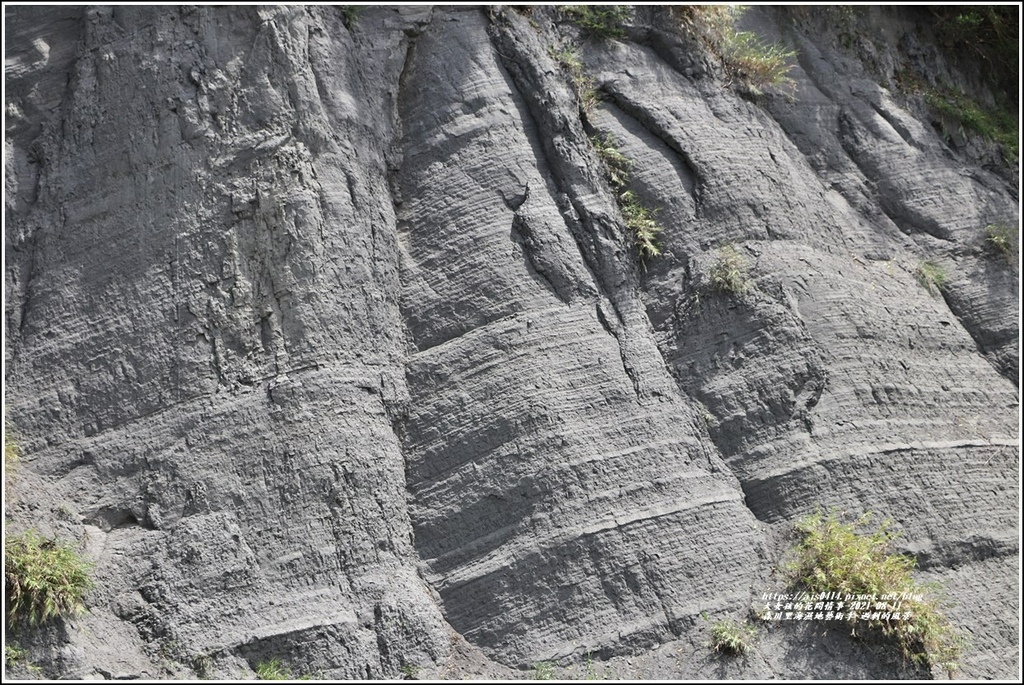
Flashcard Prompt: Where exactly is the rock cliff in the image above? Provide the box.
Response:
[3,4,1019,680]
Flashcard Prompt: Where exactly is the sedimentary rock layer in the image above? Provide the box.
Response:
[4,5,1018,680]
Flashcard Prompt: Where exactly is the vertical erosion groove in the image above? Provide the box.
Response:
[395,7,762,665]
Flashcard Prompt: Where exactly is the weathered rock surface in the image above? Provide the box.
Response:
[3,5,1018,680]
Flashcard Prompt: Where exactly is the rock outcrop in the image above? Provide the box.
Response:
[4,5,1018,680]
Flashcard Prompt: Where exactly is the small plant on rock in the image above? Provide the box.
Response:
[787,510,965,676]
[591,133,633,188]
[670,6,797,96]
[590,134,664,259]
[551,44,600,114]
[399,663,421,680]
[560,5,631,39]
[5,530,92,626]
[531,661,556,680]
[255,659,291,680]
[710,245,751,294]
[620,190,663,259]
[5,642,27,666]
[722,30,798,95]
[583,655,608,680]
[709,618,758,655]
[915,260,948,295]
[340,6,365,29]
[984,222,1018,261]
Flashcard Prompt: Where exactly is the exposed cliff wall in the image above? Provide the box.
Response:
[3,5,1018,680]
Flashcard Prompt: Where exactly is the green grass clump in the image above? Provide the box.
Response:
[710,245,751,294]
[550,44,600,114]
[255,659,313,681]
[590,133,663,259]
[709,618,758,655]
[722,30,798,95]
[788,511,965,676]
[924,88,1018,162]
[669,6,797,95]
[620,190,663,259]
[255,659,291,680]
[984,222,1018,261]
[591,132,633,188]
[531,661,556,680]
[4,429,17,468]
[399,663,421,680]
[5,530,92,627]
[914,260,948,295]
[340,6,365,29]
[5,642,27,666]
[560,5,631,39]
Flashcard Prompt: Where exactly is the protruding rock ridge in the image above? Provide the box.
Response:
[3,4,1018,680]
[5,5,453,679]
[396,7,761,664]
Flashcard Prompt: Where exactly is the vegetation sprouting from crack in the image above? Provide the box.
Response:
[590,133,663,259]
[784,510,966,676]
[710,245,751,294]
[669,5,798,96]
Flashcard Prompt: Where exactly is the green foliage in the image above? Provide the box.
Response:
[788,511,965,675]
[5,642,27,666]
[590,134,663,259]
[5,530,92,627]
[984,222,1018,261]
[931,6,1018,101]
[924,88,1019,162]
[670,6,797,95]
[722,30,799,95]
[531,661,556,680]
[710,245,750,294]
[255,659,313,681]
[550,44,600,114]
[620,190,663,259]
[591,133,633,188]
[340,5,365,29]
[560,5,631,39]
[4,428,17,468]
[399,663,421,680]
[709,618,758,656]
[255,659,291,680]
[914,260,948,295]
[3,641,39,674]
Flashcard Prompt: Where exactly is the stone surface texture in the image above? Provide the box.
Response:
[3,5,1019,680]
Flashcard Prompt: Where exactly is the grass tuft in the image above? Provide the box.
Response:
[710,618,758,655]
[670,6,797,95]
[340,6,365,30]
[620,190,663,259]
[531,661,556,680]
[550,44,601,114]
[914,260,948,295]
[984,222,1018,262]
[590,133,663,259]
[787,510,965,676]
[710,245,751,294]
[560,6,631,40]
[5,530,92,627]
[255,659,291,680]
[924,88,1019,162]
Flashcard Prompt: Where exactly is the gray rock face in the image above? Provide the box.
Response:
[4,5,1018,680]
